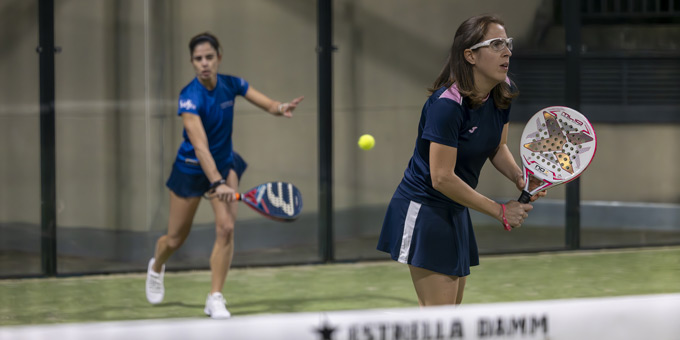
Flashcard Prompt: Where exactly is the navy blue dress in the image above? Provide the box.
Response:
[377,83,510,276]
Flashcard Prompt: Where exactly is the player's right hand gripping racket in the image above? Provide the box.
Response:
[517,106,597,204]
[207,181,303,222]
[237,182,302,222]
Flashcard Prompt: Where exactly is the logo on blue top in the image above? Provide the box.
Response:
[220,100,234,109]
[179,99,196,111]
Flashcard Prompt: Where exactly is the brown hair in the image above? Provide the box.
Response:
[428,15,518,109]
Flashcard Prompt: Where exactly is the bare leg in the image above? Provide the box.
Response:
[456,276,467,304]
[409,265,467,306]
[207,169,239,294]
[152,191,201,273]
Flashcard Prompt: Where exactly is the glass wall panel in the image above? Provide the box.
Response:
[53,0,319,274]
[331,0,570,260]
[0,0,42,277]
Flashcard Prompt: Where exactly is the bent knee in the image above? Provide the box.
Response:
[215,222,235,240]
[166,234,187,250]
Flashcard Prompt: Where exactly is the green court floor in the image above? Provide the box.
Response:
[1,246,678,326]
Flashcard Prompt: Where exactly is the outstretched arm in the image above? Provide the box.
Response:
[244,87,304,118]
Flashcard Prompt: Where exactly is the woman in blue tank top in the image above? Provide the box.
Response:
[377,15,545,307]
[145,32,304,319]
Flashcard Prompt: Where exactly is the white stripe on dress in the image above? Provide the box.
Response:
[398,201,421,263]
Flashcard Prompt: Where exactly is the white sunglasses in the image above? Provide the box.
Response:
[469,37,513,52]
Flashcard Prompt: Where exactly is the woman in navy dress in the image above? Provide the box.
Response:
[145,32,303,318]
[377,15,545,306]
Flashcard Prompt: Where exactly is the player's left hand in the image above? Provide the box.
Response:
[277,96,304,118]
[516,176,547,202]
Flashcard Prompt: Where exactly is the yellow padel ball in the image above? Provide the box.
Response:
[358,134,375,150]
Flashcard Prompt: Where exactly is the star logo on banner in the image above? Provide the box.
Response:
[314,316,337,340]
[523,111,593,174]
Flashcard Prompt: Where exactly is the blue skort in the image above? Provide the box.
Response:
[166,152,248,198]
[377,191,479,277]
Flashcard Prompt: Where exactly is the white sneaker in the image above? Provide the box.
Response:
[145,258,165,304]
[204,292,231,319]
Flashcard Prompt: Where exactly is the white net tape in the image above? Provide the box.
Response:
[1,294,679,340]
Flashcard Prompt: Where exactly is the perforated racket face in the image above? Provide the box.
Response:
[519,106,597,194]
[242,182,303,221]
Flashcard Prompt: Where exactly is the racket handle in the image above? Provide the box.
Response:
[518,191,532,204]
[234,193,241,201]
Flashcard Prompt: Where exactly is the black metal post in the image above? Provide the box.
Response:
[563,0,581,250]
[317,0,334,262]
[38,0,57,276]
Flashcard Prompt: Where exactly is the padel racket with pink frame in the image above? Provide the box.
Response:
[517,106,597,204]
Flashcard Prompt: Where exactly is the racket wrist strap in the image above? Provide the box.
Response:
[501,204,511,231]
[209,179,226,191]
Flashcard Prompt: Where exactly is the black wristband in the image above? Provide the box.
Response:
[209,179,226,191]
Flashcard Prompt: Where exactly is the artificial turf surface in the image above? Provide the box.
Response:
[1,246,678,326]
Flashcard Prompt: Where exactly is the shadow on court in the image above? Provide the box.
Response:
[227,293,416,315]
